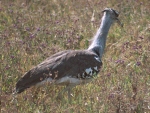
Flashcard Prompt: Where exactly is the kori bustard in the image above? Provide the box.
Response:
[15,8,122,100]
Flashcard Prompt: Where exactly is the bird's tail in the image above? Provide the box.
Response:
[15,70,33,94]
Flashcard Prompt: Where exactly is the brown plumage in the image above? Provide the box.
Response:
[16,50,102,94]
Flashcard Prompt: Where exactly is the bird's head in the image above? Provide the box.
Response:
[102,8,123,27]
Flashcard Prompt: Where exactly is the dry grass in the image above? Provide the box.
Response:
[1,0,150,112]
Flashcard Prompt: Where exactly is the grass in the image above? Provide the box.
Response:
[1,0,150,112]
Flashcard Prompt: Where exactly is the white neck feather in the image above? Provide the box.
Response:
[88,13,113,59]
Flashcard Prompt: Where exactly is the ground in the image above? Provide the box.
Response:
[1,0,150,112]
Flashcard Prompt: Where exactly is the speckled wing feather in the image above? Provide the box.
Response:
[16,50,102,93]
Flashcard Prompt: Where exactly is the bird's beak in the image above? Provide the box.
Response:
[116,18,123,27]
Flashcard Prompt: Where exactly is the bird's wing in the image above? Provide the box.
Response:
[16,50,102,93]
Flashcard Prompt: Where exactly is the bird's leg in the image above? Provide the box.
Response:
[57,85,75,101]
[67,87,72,103]
[57,86,69,100]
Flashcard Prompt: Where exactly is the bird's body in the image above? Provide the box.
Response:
[16,50,102,93]
[15,8,121,99]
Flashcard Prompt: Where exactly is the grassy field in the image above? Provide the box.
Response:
[1,0,150,112]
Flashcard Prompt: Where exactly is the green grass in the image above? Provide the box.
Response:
[1,0,150,112]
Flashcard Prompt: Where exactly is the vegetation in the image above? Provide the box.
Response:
[1,0,150,112]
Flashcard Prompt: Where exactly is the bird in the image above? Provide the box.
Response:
[14,8,122,100]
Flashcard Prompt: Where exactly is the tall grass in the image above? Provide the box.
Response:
[1,0,150,112]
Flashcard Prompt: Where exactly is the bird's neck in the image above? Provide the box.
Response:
[88,13,113,59]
